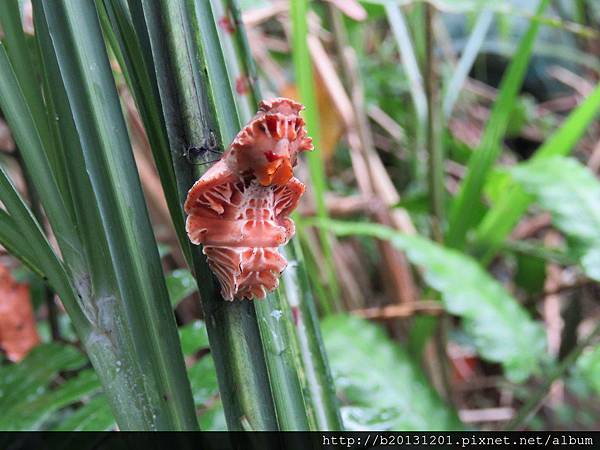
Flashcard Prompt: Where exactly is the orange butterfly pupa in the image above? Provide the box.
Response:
[184,98,313,300]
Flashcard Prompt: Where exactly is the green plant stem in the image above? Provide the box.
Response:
[98,0,191,264]
[16,150,60,341]
[39,1,198,430]
[283,238,343,430]
[424,3,445,241]
[209,0,322,430]
[137,0,278,430]
[290,0,341,314]
[254,291,310,430]
[424,3,452,406]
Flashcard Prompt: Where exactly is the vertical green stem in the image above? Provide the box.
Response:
[424,4,445,241]
[290,0,341,314]
[209,0,343,429]
[423,3,452,406]
[137,0,278,430]
[283,238,343,430]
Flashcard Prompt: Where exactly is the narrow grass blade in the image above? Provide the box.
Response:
[0,156,87,336]
[290,0,341,313]
[0,209,44,277]
[446,0,551,249]
[0,44,82,269]
[385,2,427,125]
[443,9,494,118]
[474,81,600,264]
[0,0,51,146]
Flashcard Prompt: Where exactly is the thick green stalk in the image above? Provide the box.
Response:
[215,0,310,430]
[218,0,342,429]
[192,0,311,429]
[39,1,198,430]
[135,0,278,430]
[97,0,191,264]
[254,292,310,430]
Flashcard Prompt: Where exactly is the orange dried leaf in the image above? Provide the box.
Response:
[0,264,40,361]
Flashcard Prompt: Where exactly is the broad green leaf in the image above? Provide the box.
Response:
[188,356,219,407]
[575,346,600,398]
[0,343,87,422]
[198,399,227,431]
[314,219,547,382]
[54,396,115,431]
[0,370,102,430]
[179,320,210,356]
[322,314,462,430]
[167,269,198,308]
[510,157,600,281]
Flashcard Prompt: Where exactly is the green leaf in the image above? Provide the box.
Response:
[1,370,102,430]
[313,219,547,382]
[0,343,87,423]
[198,399,227,431]
[0,0,52,148]
[322,314,462,431]
[510,157,600,281]
[179,320,210,356]
[575,346,600,398]
[446,0,551,248]
[0,209,44,277]
[0,44,81,269]
[167,269,198,308]
[254,291,310,430]
[443,9,493,117]
[54,396,115,431]
[474,81,600,264]
[188,356,219,408]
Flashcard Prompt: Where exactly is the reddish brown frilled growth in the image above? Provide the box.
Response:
[184,98,312,300]
[0,263,40,361]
